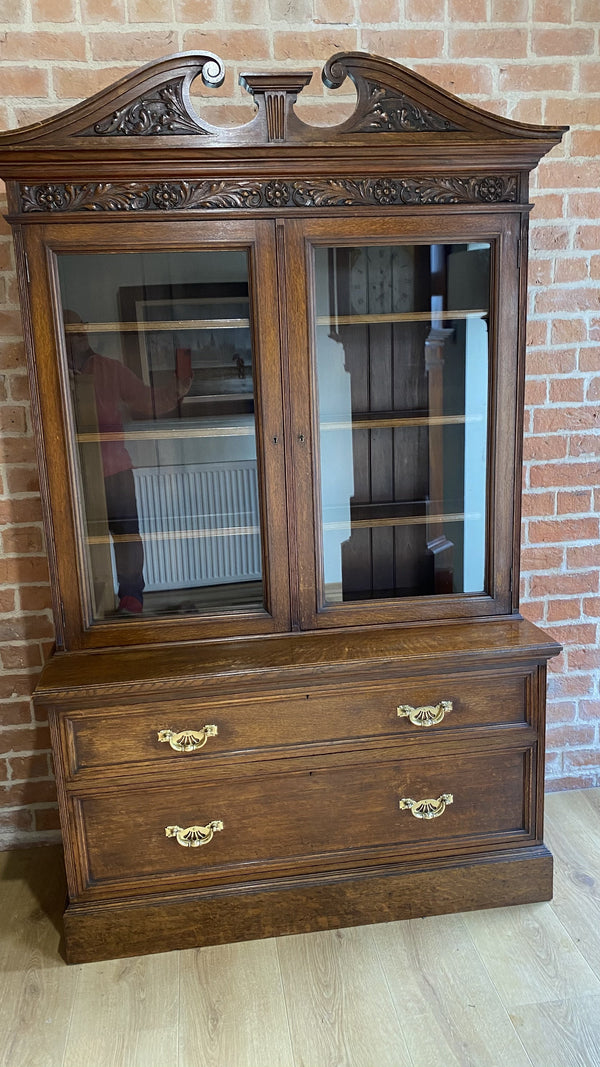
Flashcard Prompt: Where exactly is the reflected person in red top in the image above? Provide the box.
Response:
[64,310,191,615]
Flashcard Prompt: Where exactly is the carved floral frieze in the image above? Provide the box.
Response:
[19,175,518,214]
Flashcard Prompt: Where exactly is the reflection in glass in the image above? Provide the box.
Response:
[314,242,490,604]
[58,250,263,622]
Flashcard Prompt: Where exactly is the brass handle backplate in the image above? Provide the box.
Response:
[397,700,453,727]
[398,794,454,819]
[158,725,218,752]
[165,821,224,847]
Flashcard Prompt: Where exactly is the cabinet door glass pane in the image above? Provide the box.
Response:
[57,250,264,622]
[314,243,490,605]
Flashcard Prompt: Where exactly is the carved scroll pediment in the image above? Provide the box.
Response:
[0,49,567,152]
[0,52,226,146]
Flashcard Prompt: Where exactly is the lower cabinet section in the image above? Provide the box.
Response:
[70,744,534,899]
[38,619,560,963]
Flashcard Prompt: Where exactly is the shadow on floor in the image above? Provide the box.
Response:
[0,844,68,964]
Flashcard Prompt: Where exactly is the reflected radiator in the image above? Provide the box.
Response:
[132,462,261,591]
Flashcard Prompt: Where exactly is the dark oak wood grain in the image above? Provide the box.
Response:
[62,846,554,964]
[67,743,534,900]
[35,617,560,699]
[60,668,532,780]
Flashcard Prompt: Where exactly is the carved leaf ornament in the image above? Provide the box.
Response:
[20,175,518,213]
[89,80,209,137]
[358,83,461,133]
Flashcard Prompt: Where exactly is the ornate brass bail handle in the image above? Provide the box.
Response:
[398,794,454,819]
[165,821,224,847]
[158,725,218,752]
[396,700,453,727]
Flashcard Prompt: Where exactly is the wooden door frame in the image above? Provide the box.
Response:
[282,209,524,630]
[21,217,292,650]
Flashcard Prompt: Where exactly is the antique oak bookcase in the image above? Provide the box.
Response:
[0,52,565,963]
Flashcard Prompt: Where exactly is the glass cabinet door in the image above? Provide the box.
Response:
[45,223,290,642]
[289,216,518,628]
[314,241,490,604]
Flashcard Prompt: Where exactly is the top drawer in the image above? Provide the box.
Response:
[59,667,533,779]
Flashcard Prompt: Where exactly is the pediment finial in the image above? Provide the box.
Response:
[239,71,312,142]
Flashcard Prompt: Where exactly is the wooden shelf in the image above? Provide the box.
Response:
[76,411,481,443]
[65,318,250,334]
[87,524,260,545]
[316,309,487,327]
[324,511,481,532]
[64,309,486,335]
[77,425,256,442]
[322,413,483,431]
[87,509,481,544]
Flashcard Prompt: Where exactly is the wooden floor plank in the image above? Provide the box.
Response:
[545,789,600,981]
[464,900,600,1010]
[178,938,293,1067]
[0,847,79,1067]
[546,789,600,880]
[372,911,534,1067]
[509,995,600,1067]
[62,953,179,1067]
[276,924,412,1067]
[0,966,80,1067]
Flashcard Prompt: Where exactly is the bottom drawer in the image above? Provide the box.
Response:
[72,745,534,898]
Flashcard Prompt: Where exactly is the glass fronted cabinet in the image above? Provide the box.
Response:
[314,239,490,603]
[288,214,520,629]
[34,212,518,645]
[59,248,264,622]
[0,51,565,963]
[25,220,292,645]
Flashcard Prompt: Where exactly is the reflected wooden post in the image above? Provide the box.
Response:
[425,325,455,594]
[71,373,116,619]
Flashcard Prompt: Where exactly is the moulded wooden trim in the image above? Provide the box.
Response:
[33,617,562,703]
[62,845,554,963]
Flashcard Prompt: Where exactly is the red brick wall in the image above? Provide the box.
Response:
[0,1,598,846]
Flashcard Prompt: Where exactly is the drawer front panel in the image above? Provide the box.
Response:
[64,669,530,776]
[74,745,532,896]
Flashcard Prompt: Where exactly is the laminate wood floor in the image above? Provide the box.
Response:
[1,788,599,1067]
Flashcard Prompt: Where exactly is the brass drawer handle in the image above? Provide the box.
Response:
[398,793,454,819]
[397,701,452,727]
[165,821,224,847]
[158,725,218,752]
